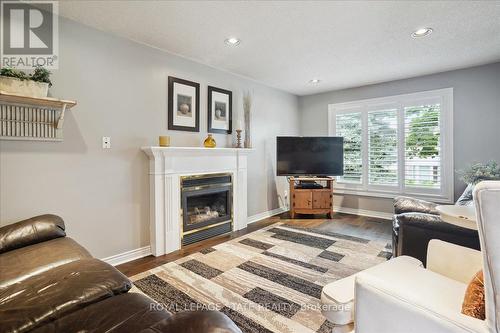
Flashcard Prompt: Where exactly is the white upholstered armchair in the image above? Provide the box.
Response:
[354,181,499,333]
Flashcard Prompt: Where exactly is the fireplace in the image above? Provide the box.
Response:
[142,147,252,256]
[181,173,233,246]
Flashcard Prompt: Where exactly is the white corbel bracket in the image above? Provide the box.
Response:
[56,103,67,129]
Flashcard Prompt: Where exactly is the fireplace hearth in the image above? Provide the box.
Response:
[181,173,232,246]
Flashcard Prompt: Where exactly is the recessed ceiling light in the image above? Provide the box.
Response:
[411,27,433,38]
[309,79,321,84]
[224,37,241,46]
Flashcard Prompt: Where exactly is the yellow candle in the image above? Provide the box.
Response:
[159,136,170,147]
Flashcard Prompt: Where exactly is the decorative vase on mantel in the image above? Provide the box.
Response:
[203,134,216,148]
[243,91,252,148]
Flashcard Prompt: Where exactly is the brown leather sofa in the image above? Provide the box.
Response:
[0,214,241,333]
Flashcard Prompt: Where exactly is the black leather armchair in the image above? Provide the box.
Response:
[392,185,480,266]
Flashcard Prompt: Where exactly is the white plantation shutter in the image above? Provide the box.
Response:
[368,109,398,186]
[335,113,362,184]
[404,103,441,189]
[328,88,453,202]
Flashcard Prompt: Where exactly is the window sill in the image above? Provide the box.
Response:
[332,187,454,204]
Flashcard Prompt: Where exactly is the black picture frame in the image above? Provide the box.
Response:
[208,86,232,134]
[168,76,200,132]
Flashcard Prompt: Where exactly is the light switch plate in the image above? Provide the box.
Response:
[102,136,111,149]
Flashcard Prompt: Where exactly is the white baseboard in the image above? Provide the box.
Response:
[102,245,152,266]
[248,206,287,224]
[333,206,393,220]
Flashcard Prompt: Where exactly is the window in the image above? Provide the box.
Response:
[404,104,441,189]
[328,88,453,202]
[368,109,398,186]
[335,112,362,184]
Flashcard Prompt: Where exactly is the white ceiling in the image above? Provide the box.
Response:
[57,1,500,96]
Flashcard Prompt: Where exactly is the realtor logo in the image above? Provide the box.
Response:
[1,1,59,69]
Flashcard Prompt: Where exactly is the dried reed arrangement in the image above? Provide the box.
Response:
[243,91,252,148]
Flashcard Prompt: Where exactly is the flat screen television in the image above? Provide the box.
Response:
[277,136,344,176]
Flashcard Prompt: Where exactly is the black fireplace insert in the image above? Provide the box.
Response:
[181,173,233,246]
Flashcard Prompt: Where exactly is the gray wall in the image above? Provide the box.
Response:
[0,18,299,258]
[299,62,500,214]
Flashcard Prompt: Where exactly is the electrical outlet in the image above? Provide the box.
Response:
[102,136,111,149]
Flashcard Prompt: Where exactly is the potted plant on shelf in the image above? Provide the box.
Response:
[0,66,52,98]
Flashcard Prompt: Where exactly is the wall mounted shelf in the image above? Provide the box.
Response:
[0,91,77,141]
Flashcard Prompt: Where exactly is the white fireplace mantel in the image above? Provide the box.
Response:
[141,146,254,256]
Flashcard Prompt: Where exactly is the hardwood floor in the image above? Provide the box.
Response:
[116,212,392,277]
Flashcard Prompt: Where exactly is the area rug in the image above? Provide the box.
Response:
[130,220,391,333]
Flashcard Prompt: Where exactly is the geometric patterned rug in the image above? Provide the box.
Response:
[130,220,391,333]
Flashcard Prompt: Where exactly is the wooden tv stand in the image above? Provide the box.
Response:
[289,177,334,219]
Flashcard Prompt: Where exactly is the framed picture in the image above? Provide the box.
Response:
[208,86,232,134]
[168,76,200,132]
